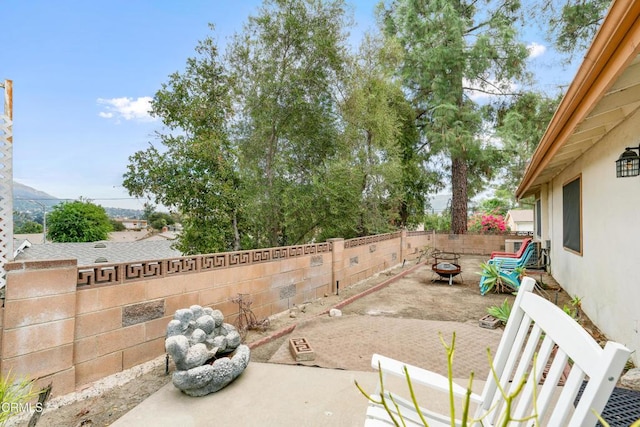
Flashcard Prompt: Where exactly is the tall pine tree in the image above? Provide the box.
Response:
[382,0,530,233]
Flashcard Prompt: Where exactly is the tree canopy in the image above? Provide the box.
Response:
[534,0,611,58]
[381,0,531,233]
[46,200,112,243]
[15,220,43,234]
[124,0,438,254]
[123,0,610,250]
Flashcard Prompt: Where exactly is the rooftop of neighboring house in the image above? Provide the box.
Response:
[505,209,533,223]
[14,230,178,244]
[12,231,182,266]
[13,239,182,266]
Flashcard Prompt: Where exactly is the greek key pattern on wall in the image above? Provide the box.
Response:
[77,242,332,287]
[344,231,402,248]
[78,265,121,286]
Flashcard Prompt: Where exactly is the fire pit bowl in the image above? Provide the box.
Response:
[430,251,463,285]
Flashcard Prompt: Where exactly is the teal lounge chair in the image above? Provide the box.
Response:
[479,244,535,294]
[479,265,521,295]
[486,241,535,269]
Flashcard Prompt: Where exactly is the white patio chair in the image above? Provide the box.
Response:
[364,276,630,427]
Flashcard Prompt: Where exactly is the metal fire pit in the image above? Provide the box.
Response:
[431,251,462,285]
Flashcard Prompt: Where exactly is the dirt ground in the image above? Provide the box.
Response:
[28,256,605,427]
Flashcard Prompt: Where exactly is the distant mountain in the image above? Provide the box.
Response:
[13,182,60,211]
[13,181,143,218]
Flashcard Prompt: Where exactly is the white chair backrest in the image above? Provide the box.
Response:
[478,276,630,426]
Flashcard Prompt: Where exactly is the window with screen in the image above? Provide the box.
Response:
[562,176,582,254]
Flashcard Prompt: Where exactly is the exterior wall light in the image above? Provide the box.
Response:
[615,146,640,178]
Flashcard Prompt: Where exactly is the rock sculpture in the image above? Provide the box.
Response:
[165,305,250,396]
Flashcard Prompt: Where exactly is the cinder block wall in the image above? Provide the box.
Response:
[0,230,506,397]
[1,260,78,395]
[1,248,334,395]
[340,232,404,288]
[71,249,333,389]
[433,233,525,255]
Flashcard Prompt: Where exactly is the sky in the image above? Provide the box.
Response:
[2,1,579,211]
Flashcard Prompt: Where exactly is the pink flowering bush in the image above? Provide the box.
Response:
[468,213,509,234]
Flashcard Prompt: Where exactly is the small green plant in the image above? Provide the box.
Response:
[563,295,583,320]
[477,262,518,294]
[513,266,526,279]
[487,298,512,325]
[0,371,39,425]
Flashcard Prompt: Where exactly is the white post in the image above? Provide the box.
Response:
[0,79,14,288]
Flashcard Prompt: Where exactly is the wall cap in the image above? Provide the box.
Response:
[5,259,78,272]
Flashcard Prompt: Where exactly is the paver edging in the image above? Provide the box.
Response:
[248,260,428,350]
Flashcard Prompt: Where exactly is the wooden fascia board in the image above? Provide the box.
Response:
[516,1,640,199]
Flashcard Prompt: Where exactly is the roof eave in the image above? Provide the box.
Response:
[516,0,640,199]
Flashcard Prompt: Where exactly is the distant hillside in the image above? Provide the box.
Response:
[14,182,60,211]
[13,181,143,218]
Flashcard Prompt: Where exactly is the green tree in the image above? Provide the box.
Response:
[124,0,442,250]
[148,212,175,230]
[423,211,451,232]
[534,0,611,58]
[141,202,156,221]
[46,200,112,242]
[15,220,44,234]
[331,33,434,237]
[381,0,531,234]
[475,197,511,217]
[227,0,350,247]
[124,33,242,254]
[13,210,34,230]
[109,219,126,232]
[494,91,560,202]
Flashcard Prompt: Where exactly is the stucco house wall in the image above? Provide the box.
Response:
[517,0,640,366]
[544,110,640,363]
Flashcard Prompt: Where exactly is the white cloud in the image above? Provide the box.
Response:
[527,42,546,59]
[97,96,156,122]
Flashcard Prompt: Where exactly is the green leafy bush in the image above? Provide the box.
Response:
[14,221,43,234]
[109,219,126,231]
[487,298,511,324]
[46,200,112,243]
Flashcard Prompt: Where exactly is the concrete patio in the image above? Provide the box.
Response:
[112,362,485,427]
[111,256,526,426]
